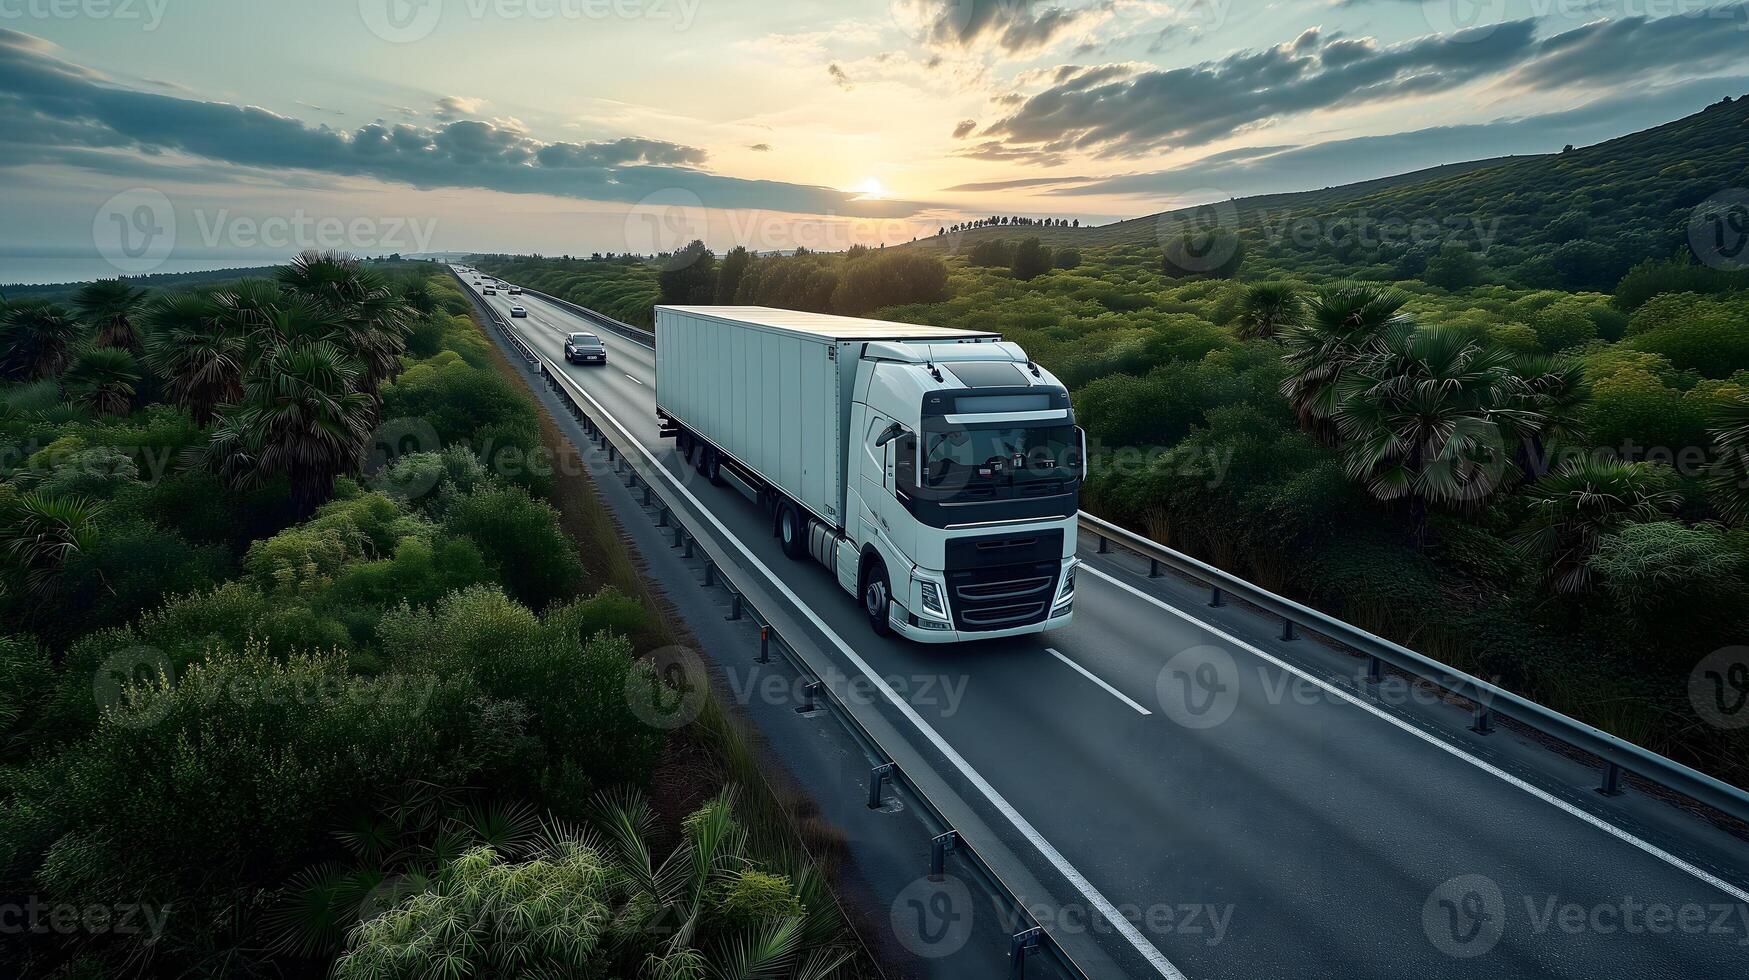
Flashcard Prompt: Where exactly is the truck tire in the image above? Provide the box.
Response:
[777,501,807,561]
[700,447,723,486]
[862,558,894,637]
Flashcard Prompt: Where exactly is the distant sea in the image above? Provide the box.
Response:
[0,257,287,288]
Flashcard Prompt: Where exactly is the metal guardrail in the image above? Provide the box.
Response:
[453,268,1091,980]
[1078,511,1749,824]
[470,271,1749,828]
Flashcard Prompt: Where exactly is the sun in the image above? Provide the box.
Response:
[853,178,886,200]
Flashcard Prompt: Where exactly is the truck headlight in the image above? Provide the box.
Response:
[918,579,947,618]
[1053,567,1075,608]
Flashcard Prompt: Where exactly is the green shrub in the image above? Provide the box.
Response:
[442,487,582,612]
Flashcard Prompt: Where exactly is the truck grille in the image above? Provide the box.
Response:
[947,561,1059,630]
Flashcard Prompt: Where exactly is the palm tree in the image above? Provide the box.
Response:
[1499,353,1590,485]
[62,347,141,416]
[141,293,244,426]
[1332,325,1521,538]
[71,279,148,352]
[0,302,83,380]
[206,337,375,515]
[1278,285,1410,442]
[1234,282,1302,341]
[1515,459,1681,593]
[278,251,412,394]
[1707,395,1749,525]
[1,491,103,599]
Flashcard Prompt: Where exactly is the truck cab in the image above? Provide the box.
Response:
[845,342,1081,641]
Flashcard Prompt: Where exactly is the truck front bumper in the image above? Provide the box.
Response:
[891,604,1073,644]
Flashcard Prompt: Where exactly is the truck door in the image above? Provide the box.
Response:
[859,414,892,539]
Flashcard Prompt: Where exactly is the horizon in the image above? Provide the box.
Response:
[2,1,1747,283]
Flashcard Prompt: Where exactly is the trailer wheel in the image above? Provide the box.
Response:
[862,558,894,637]
[700,447,723,486]
[777,502,807,561]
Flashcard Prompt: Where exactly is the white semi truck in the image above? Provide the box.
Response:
[654,306,1083,642]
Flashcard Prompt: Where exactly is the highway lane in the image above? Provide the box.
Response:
[466,274,1749,979]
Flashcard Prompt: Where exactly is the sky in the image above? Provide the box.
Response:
[1,0,1747,281]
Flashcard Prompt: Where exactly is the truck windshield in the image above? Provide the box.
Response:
[922,423,1079,497]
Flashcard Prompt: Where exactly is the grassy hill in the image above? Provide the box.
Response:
[910,95,1749,291]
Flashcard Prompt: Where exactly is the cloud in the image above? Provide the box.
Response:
[748,143,772,151]
[433,95,485,121]
[1506,5,1749,89]
[827,63,853,90]
[978,6,1749,160]
[895,0,1112,57]
[982,22,1542,157]
[943,174,1097,191]
[0,30,925,219]
[1050,74,1749,200]
[952,118,978,138]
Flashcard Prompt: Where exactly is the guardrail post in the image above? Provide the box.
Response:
[657,507,668,527]
[928,830,958,881]
[1009,927,1042,980]
[758,626,772,664]
[1470,705,1495,736]
[683,536,695,559]
[642,486,653,506]
[1280,619,1297,642]
[1148,558,1161,578]
[1599,762,1625,797]
[1365,655,1383,685]
[703,562,716,588]
[796,681,820,714]
[726,592,742,621]
[671,525,683,547]
[868,763,895,809]
[1208,586,1225,608]
[1095,535,1109,555]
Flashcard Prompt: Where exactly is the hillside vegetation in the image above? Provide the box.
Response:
[909,95,1749,294]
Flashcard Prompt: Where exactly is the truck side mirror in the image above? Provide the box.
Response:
[875,421,906,449]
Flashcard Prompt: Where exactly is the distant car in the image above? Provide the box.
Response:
[510,305,527,318]
[508,286,522,295]
[565,332,607,364]
[483,287,496,295]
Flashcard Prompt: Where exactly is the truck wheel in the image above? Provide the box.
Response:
[777,502,807,561]
[862,559,894,637]
[700,447,723,486]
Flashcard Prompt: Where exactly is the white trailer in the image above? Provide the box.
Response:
[656,306,1084,643]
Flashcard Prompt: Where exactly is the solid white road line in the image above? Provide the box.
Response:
[1082,565,1749,905]
[522,318,1187,980]
[625,374,643,385]
[1048,648,1152,715]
